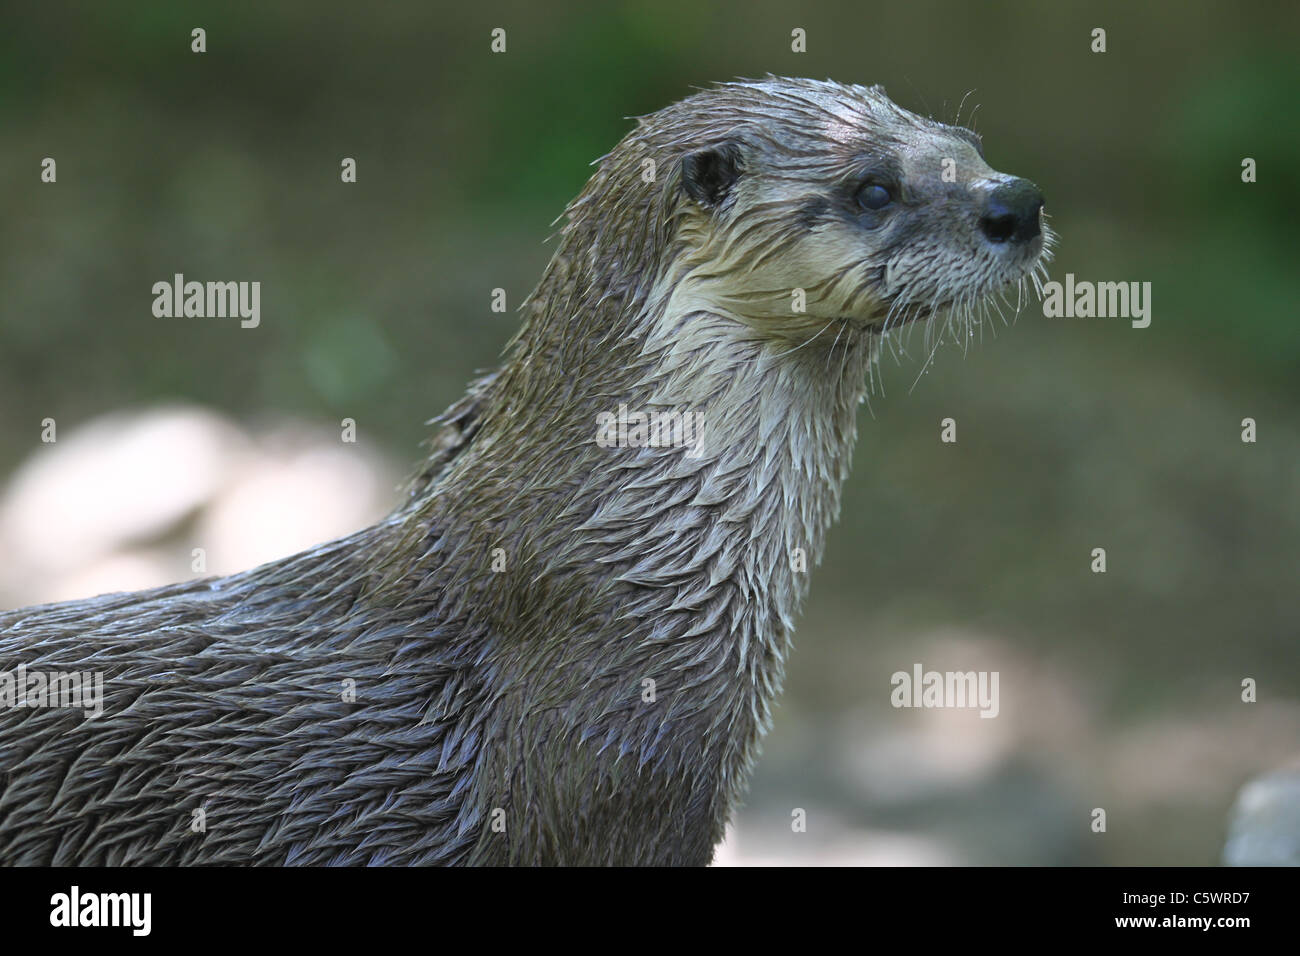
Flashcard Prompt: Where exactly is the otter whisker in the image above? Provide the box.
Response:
[826,318,850,371]
[771,317,839,359]
[909,330,947,394]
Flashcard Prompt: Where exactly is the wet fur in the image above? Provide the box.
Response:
[0,78,1046,865]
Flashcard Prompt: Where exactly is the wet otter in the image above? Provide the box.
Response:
[0,77,1050,865]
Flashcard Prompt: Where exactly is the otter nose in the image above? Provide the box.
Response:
[979,178,1044,244]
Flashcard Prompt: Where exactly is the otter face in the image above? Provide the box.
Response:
[670,78,1052,341]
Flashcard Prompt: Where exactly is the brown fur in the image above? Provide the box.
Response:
[0,77,1048,865]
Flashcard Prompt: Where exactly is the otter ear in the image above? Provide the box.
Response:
[682,141,744,208]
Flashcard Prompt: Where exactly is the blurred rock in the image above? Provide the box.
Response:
[0,405,399,608]
[1223,766,1300,866]
[715,814,963,867]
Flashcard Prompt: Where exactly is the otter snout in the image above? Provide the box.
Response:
[978,178,1044,245]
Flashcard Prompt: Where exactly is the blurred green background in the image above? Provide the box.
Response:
[1,1,1297,864]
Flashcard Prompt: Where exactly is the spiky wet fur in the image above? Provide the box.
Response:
[0,78,1048,865]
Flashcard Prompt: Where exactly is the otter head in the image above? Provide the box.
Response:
[646,77,1052,344]
[519,76,1053,401]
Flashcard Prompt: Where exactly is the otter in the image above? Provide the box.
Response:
[0,77,1050,865]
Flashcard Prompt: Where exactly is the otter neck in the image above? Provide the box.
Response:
[393,277,872,797]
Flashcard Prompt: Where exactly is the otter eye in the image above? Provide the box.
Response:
[858,183,893,211]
